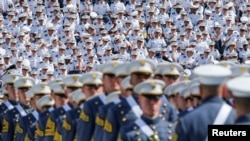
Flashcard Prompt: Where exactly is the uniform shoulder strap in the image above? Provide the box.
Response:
[4,101,14,110]
[15,104,27,117]
[32,110,39,121]
[125,96,142,118]
[135,119,154,138]
[62,104,72,112]
[213,102,232,125]
[205,102,232,141]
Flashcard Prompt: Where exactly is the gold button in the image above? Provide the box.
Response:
[159,114,163,118]
[136,131,140,135]
[151,125,156,130]
[120,111,124,114]
[168,136,172,140]
[118,104,122,108]
[163,103,167,107]
[95,101,99,105]
[162,110,166,114]
[133,126,137,130]
[168,130,172,134]
[168,124,172,128]
[162,117,166,121]
[122,117,127,122]
[137,138,141,141]
[77,110,81,113]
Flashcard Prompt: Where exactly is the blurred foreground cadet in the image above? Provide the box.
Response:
[173,64,236,141]
[226,77,250,124]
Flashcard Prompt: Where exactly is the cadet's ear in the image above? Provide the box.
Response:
[51,93,55,99]
[199,85,203,99]
[137,95,142,105]
[220,83,232,99]
[81,86,85,93]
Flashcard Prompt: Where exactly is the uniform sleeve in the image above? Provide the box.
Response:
[62,112,73,141]
[14,117,27,141]
[76,103,93,141]
[173,119,188,141]
[1,111,15,141]
[35,117,47,141]
[0,113,4,135]
[93,106,106,141]
[168,103,178,122]
[62,112,75,141]
[44,114,56,141]
[102,107,119,141]
[119,125,132,141]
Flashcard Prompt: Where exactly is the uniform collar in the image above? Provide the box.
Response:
[20,102,31,110]
[8,99,18,105]
[106,90,120,104]
[141,115,161,125]
[201,96,223,104]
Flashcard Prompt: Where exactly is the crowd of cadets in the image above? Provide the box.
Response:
[0,60,250,141]
[0,0,250,81]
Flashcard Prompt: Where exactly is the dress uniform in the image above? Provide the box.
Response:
[38,54,54,72]
[35,107,54,141]
[62,89,86,141]
[44,100,72,141]
[33,82,56,141]
[110,0,126,14]
[1,77,35,141]
[226,77,250,125]
[209,42,221,60]
[119,80,176,141]
[28,47,42,70]
[16,111,38,141]
[173,65,236,141]
[44,75,82,141]
[102,88,141,141]
[77,72,106,140]
[0,74,22,138]
[0,74,22,114]
[94,91,121,141]
[102,60,178,141]
[35,94,55,141]
[101,47,113,64]
[93,1,110,16]
[24,83,54,141]
[170,80,192,118]
[14,86,38,141]
[91,61,123,141]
